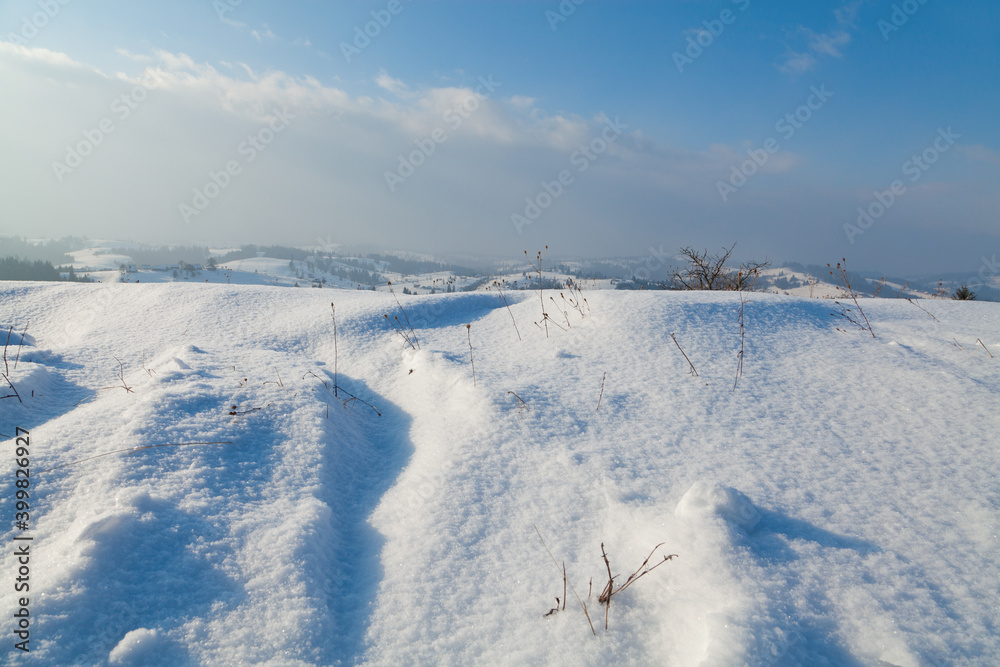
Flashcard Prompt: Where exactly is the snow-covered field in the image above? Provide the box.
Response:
[1,282,998,665]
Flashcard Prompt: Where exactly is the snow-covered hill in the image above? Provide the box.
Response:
[1,283,998,665]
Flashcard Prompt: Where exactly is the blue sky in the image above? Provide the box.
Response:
[1,0,998,274]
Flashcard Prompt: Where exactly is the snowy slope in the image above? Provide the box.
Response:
[1,283,998,665]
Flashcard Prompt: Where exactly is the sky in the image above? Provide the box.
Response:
[0,0,998,274]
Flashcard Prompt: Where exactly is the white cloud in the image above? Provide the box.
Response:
[778,1,863,74]
[778,51,818,76]
[805,29,851,58]
[0,42,882,259]
[375,69,410,97]
[959,144,1000,168]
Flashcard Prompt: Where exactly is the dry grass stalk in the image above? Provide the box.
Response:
[977,339,994,358]
[734,270,757,391]
[2,325,22,403]
[598,542,677,631]
[670,333,698,377]
[564,280,591,317]
[491,279,521,342]
[466,324,476,388]
[303,370,382,416]
[828,259,876,338]
[507,390,529,422]
[872,277,887,298]
[331,303,339,397]
[905,298,939,322]
[13,321,27,372]
[387,281,420,349]
[534,525,596,636]
[99,356,134,394]
[384,314,418,350]
[262,369,284,387]
[551,295,572,328]
[142,350,156,377]
[526,247,550,338]
[38,441,235,474]
[596,372,606,412]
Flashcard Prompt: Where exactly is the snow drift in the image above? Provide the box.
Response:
[1,282,998,665]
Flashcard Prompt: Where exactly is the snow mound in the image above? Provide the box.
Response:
[108,628,173,665]
[675,481,761,532]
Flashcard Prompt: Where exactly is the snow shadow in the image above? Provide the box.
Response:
[387,292,510,331]
[313,371,414,664]
[668,297,843,334]
[38,495,228,665]
[0,347,92,432]
[741,508,879,664]
[751,508,879,561]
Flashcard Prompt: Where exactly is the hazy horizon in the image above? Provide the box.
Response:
[2,0,998,276]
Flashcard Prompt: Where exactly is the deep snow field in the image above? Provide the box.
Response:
[1,282,998,666]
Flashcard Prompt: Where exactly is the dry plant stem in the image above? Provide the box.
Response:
[977,339,994,358]
[534,525,596,636]
[905,298,940,322]
[598,542,677,631]
[2,326,22,403]
[551,296,571,328]
[872,277,886,298]
[492,281,521,341]
[734,278,748,391]
[670,333,699,377]
[829,260,876,338]
[600,543,614,630]
[542,315,566,333]
[303,370,382,416]
[596,372,606,412]
[142,349,156,377]
[384,314,417,350]
[99,356,134,394]
[507,390,529,422]
[388,281,419,349]
[562,562,567,611]
[13,321,27,371]
[330,303,339,397]
[38,441,235,474]
[466,324,476,388]
[526,248,549,338]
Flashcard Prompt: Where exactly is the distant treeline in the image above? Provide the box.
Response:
[0,237,84,265]
[125,245,219,266]
[365,253,480,277]
[0,257,91,282]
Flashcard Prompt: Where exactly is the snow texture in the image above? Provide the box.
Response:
[1,282,998,665]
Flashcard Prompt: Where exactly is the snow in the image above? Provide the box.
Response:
[1,283,998,665]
